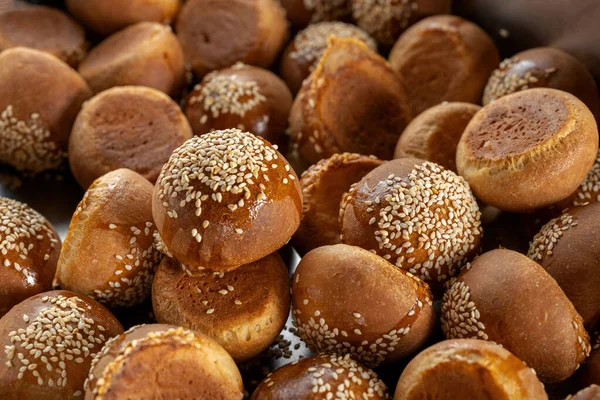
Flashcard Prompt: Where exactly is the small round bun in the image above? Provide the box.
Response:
[442,249,590,383]
[251,353,389,400]
[0,197,60,317]
[394,339,547,400]
[0,290,123,400]
[389,15,499,117]
[56,169,162,308]
[85,324,244,400]
[78,22,185,97]
[152,253,289,362]
[395,102,481,172]
[185,63,292,149]
[69,86,193,189]
[0,47,92,173]
[340,158,482,293]
[153,129,302,271]
[456,88,599,212]
[176,0,288,78]
[279,0,352,28]
[292,244,435,367]
[568,385,600,400]
[0,6,87,67]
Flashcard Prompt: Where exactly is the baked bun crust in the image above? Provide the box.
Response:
[279,0,352,28]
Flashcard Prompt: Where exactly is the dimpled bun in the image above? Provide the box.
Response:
[456,88,599,212]
[55,169,162,308]
[84,324,244,400]
[153,129,302,271]
[442,249,590,383]
[0,47,92,173]
[251,353,389,400]
[279,0,352,28]
[292,244,435,368]
[340,158,482,293]
[0,290,123,400]
[394,339,547,400]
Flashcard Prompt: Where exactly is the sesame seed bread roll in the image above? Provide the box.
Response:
[153,129,302,271]
[279,0,352,28]
[394,339,547,400]
[0,6,87,68]
[568,385,600,400]
[78,22,185,97]
[69,86,193,189]
[176,0,289,78]
[55,169,162,309]
[389,16,499,117]
[184,63,292,150]
[152,253,289,362]
[84,324,244,400]
[251,353,389,400]
[0,47,92,173]
[0,290,123,400]
[441,249,590,383]
[457,88,599,212]
[0,197,61,318]
[340,158,482,294]
[289,37,412,164]
[292,244,435,368]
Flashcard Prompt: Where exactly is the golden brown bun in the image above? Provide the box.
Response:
[0,6,87,68]
[153,129,302,271]
[0,290,123,400]
[289,37,412,164]
[292,244,435,367]
[185,63,292,150]
[0,197,60,317]
[78,22,185,97]
[340,158,482,294]
[84,324,244,400]
[389,15,499,117]
[176,0,289,78]
[442,249,590,383]
[395,102,481,173]
[394,339,547,400]
[152,253,289,362]
[279,0,352,28]
[251,353,389,399]
[56,169,162,308]
[69,86,193,189]
[292,152,383,255]
[568,385,600,400]
[65,0,181,36]
[456,88,599,212]
[0,47,92,173]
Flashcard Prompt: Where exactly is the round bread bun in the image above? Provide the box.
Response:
[69,86,193,189]
[395,102,481,173]
[152,129,302,271]
[441,249,590,383]
[389,15,499,117]
[0,6,87,68]
[175,0,288,78]
[184,63,292,150]
[78,22,185,97]
[280,21,376,94]
[279,0,352,28]
[152,253,289,362]
[251,353,389,400]
[65,0,181,37]
[568,385,600,400]
[0,47,92,173]
[289,37,412,164]
[0,290,123,400]
[0,197,60,318]
[351,0,451,47]
[394,339,547,400]
[292,244,435,368]
[340,157,482,294]
[456,88,599,212]
[84,324,244,400]
[55,169,162,309]
[293,153,383,255]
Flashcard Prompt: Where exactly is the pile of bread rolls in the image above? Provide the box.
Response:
[0,0,599,399]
